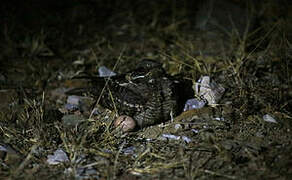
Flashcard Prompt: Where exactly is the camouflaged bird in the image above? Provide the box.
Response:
[69,59,193,128]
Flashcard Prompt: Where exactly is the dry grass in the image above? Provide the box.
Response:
[0,0,291,179]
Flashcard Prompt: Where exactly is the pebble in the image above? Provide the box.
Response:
[263,114,277,123]
[47,149,69,165]
[98,66,116,77]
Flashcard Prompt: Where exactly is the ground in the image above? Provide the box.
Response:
[0,0,292,179]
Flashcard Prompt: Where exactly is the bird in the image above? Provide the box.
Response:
[67,59,194,128]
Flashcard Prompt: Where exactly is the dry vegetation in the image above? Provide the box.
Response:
[0,0,291,179]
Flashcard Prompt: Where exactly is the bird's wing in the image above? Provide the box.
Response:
[95,76,153,115]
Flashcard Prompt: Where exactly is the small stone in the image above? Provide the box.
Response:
[67,95,81,105]
[98,66,116,77]
[160,134,191,143]
[174,123,182,130]
[195,76,225,105]
[47,149,69,165]
[114,115,136,132]
[64,103,79,111]
[64,95,94,113]
[183,98,206,111]
[0,143,20,164]
[263,114,277,123]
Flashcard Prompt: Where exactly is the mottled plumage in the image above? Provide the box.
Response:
[69,59,193,128]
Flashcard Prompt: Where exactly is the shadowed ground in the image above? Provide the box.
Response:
[0,0,291,179]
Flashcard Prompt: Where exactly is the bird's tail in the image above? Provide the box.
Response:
[66,74,108,97]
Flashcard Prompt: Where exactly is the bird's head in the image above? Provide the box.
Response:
[126,59,165,82]
[136,59,162,70]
